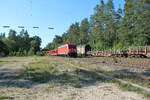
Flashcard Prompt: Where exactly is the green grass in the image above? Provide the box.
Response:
[17,57,104,88]
[79,69,150,98]
[95,69,150,88]
[0,60,8,63]
[69,59,150,88]
[106,78,150,98]
[0,60,20,63]
[15,56,150,99]
[0,60,8,67]
[95,70,150,98]
[67,59,150,98]
[113,73,149,87]
[0,95,14,100]
[18,61,59,83]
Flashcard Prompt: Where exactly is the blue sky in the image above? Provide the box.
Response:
[0,0,125,48]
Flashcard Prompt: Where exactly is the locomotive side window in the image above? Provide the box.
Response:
[69,45,76,49]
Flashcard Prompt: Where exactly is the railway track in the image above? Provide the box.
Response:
[65,56,150,90]
[68,57,150,81]
[82,57,150,72]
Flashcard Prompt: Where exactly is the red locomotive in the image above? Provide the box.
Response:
[58,44,77,57]
[45,49,58,56]
[45,44,77,57]
[49,49,58,56]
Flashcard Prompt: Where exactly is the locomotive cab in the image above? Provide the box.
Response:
[68,44,77,57]
[58,44,77,57]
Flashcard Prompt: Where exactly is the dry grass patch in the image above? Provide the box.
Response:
[18,60,59,83]
[106,78,150,98]
[67,58,150,98]
[17,57,104,88]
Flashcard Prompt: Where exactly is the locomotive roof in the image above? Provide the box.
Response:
[58,44,76,48]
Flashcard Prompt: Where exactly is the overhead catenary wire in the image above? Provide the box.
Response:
[0,25,54,30]
[18,26,25,29]
[1,26,10,28]
[48,27,54,29]
[33,26,39,29]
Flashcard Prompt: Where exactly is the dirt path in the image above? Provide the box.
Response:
[0,57,149,100]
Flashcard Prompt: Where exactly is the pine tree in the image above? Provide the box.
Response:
[23,30,31,51]
[113,5,123,49]
[0,33,5,39]
[8,30,17,41]
[80,18,89,44]
[90,0,106,50]
[119,0,136,48]
[133,0,150,45]
[53,35,63,48]
[67,22,80,44]
[0,40,9,56]
[95,0,116,49]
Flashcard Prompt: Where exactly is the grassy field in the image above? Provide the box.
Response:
[0,60,7,67]
[17,57,104,88]
[69,59,150,88]
[0,95,14,100]
[0,57,27,67]
[0,56,149,99]
[63,57,150,98]
[15,56,150,98]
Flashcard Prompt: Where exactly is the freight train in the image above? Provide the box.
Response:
[45,44,150,58]
[87,46,150,58]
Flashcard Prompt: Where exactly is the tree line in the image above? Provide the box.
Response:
[0,29,43,57]
[45,0,150,51]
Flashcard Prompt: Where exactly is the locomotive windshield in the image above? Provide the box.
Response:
[69,45,76,49]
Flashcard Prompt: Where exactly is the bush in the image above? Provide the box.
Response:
[19,52,24,56]
[0,40,9,56]
[13,52,16,56]
[23,50,28,56]
[28,48,34,56]
[16,52,20,56]
[0,52,5,57]
[96,41,109,51]
[36,51,45,56]
[9,52,14,56]
[113,43,124,50]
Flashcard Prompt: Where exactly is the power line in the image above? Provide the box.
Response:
[0,25,54,30]
[1,26,10,28]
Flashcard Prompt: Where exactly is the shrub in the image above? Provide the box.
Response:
[13,52,16,56]
[28,48,34,56]
[96,41,109,51]
[9,52,14,56]
[20,52,24,56]
[0,52,5,57]
[0,40,9,56]
[16,52,20,56]
[36,51,45,56]
[23,50,28,56]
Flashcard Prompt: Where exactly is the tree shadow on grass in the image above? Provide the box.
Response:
[110,69,150,87]
[142,69,150,77]
[0,68,105,89]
